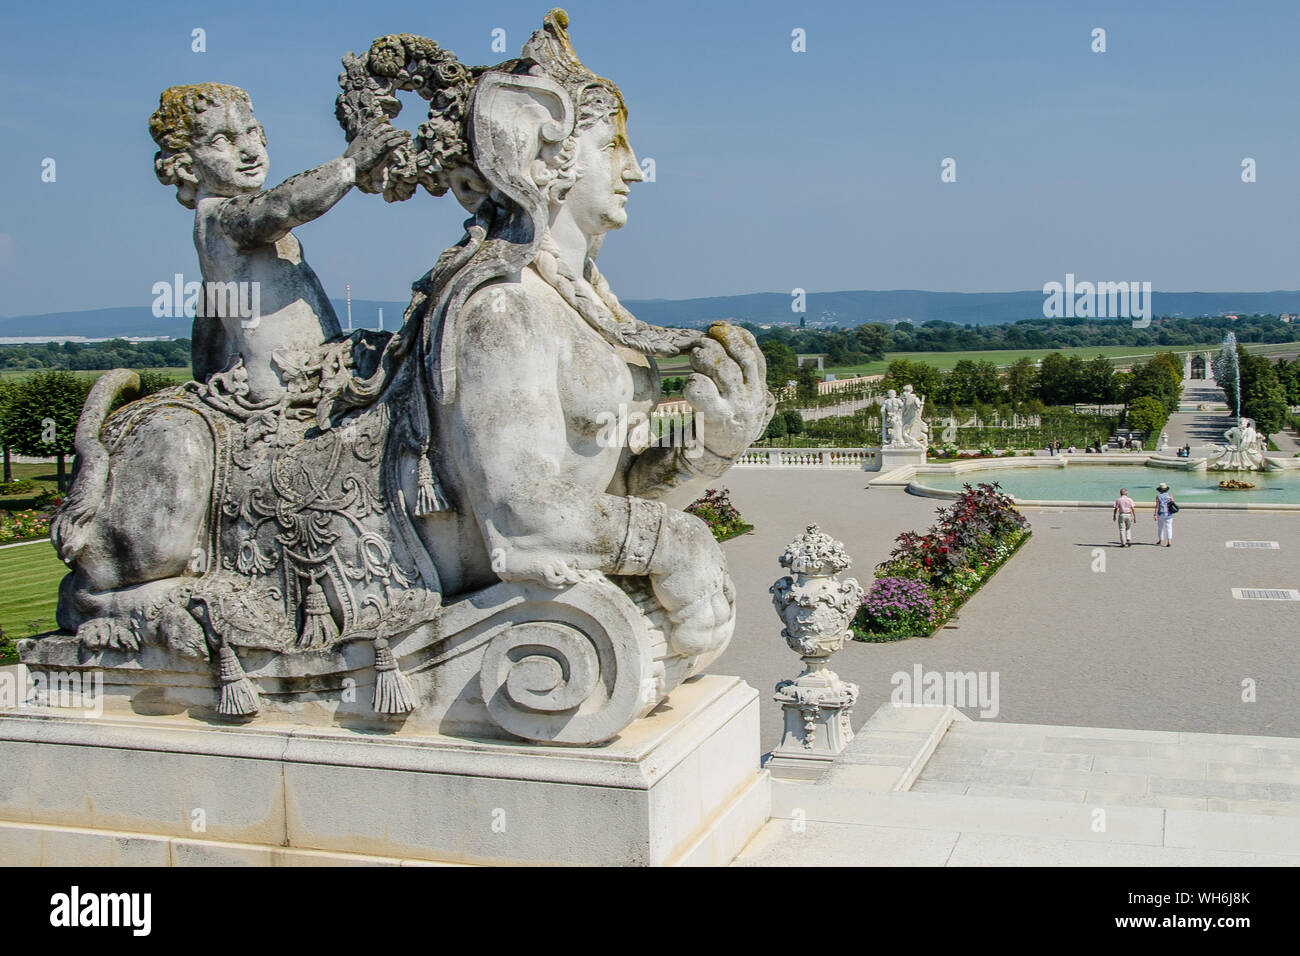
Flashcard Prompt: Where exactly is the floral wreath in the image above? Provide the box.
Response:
[334,33,486,203]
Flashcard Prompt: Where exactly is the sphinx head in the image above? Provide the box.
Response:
[464,10,643,245]
[150,83,268,208]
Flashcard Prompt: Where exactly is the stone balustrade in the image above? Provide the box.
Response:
[734,447,879,468]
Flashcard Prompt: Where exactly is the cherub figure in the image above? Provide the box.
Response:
[149,83,404,402]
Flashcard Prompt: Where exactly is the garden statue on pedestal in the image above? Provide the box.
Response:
[899,384,929,448]
[27,9,774,746]
[880,389,904,446]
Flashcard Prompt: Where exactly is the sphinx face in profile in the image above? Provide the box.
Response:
[189,99,269,197]
[559,107,643,239]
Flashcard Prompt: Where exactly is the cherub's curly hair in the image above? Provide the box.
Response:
[149,83,265,208]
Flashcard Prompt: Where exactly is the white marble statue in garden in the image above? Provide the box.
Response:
[35,10,774,745]
[899,384,929,448]
[880,388,904,446]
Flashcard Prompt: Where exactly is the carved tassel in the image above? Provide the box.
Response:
[216,645,260,716]
[372,637,417,714]
[299,578,340,649]
[415,454,450,515]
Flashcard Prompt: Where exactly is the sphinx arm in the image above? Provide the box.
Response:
[624,445,731,511]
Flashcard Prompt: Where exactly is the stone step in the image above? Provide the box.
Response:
[739,779,1300,863]
[802,703,966,790]
[735,707,1300,865]
[920,720,1300,812]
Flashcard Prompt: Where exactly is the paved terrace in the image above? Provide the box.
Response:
[716,471,1300,754]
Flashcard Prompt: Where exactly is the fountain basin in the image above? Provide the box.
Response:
[894,457,1300,508]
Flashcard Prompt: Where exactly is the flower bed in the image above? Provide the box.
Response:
[0,506,55,544]
[853,482,1030,642]
[927,445,1016,461]
[686,487,753,542]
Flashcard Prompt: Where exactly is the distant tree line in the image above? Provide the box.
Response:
[0,338,191,371]
[745,314,1296,362]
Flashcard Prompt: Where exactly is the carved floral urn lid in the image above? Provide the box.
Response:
[779,524,853,577]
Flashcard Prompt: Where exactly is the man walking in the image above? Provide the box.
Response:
[1113,487,1136,547]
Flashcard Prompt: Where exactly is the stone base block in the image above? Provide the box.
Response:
[877,445,927,472]
[0,674,768,866]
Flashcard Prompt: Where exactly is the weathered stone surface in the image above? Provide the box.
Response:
[28,10,775,746]
[0,674,768,866]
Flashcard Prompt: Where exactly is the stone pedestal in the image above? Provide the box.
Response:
[877,444,927,473]
[0,674,768,866]
[768,660,859,781]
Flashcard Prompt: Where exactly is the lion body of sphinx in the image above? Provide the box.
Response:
[27,331,711,746]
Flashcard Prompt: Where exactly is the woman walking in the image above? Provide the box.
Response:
[1154,482,1177,547]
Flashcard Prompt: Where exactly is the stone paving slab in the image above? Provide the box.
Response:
[770,785,1166,846]
[943,831,1300,867]
[734,819,959,867]
[1165,807,1300,856]
[715,470,1300,753]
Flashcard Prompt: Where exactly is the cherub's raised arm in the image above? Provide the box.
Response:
[217,124,406,249]
[217,159,356,248]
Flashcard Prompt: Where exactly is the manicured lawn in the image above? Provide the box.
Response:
[1,462,60,511]
[829,341,1300,377]
[0,541,66,659]
[0,366,191,382]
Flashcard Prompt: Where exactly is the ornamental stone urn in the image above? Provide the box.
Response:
[767,524,863,780]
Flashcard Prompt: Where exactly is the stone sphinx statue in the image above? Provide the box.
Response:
[26,9,773,746]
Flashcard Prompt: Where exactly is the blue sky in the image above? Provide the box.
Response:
[2,0,1299,317]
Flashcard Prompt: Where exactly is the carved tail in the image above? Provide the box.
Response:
[50,368,140,563]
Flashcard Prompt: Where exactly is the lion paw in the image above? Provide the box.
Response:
[77,617,139,652]
[158,603,209,660]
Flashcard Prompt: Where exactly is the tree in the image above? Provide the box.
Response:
[1238,354,1288,434]
[972,360,1003,403]
[5,371,91,492]
[946,360,979,405]
[0,379,18,484]
[795,365,819,403]
[1081,355,1118,405]
[784,409,804,435]
[1126,395,1167,441]
[1036,352,1079,406]
[881,359,941,401]
[850,323,890,360]
[765,412,788,442]
[1005,356,1037,404]
[1125,357,1180,413]
[760,341,798,390]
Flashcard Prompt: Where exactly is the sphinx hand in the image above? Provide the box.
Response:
[682,323,774,460]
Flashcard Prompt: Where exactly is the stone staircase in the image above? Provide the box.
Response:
[735,705,1300,866]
